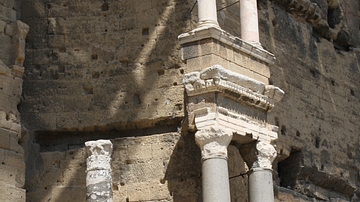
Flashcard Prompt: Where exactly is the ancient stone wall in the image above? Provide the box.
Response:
[15,0,360,202]
[258,0,360,201]
[0,0,29,201]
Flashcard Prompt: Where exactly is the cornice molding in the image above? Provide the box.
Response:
[183,65,284,111]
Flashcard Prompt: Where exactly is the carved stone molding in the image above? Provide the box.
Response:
[252,141,277,170]
[183,65,284,111]
[86,155,112,171]
[195,126,233,160]
[241,141,277,171]
[85,139,113,157]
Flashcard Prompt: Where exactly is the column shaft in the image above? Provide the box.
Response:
[202,158,231,202]
[248,169,274,202]
[85,140,113,202]
[195,126,232,202]
[197,0,219,27]
[240,0,260,43]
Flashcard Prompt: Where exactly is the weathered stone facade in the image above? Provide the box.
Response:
[0,0,358,201]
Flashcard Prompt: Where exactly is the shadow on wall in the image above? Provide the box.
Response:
[20,0,198,201]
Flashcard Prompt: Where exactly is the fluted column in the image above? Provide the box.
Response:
[85,140,113,202]
[195,126,233,202]
[240,0,260,45]
[197,0,220,28]
[247,141,277,202]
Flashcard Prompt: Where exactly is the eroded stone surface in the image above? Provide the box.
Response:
[85,140,113,202]
[195,126,233,160]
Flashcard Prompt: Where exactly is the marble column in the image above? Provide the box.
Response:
[247,141,277,202]
[85,140,113,202]
[197,0,219,28]
[195,126,233,202]
[240,0,260,45]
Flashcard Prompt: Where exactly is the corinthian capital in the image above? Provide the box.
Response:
[85,140,113,172]
[195,126,233,160]
[252,141,277,170]
[85,139,113,157]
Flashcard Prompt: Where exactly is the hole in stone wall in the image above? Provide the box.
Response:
[315,136,321,148]
[310,69,320,78]
[296,130,300,137]
[278,149,302,189]
[327,6,341,29]
[180,69,184,74]
[350,89,355,96]
[173,82,177,86]
[331,80,336,86]
[91,54,98,60]
[157,69,165,76]
[142,28,149,35]
[281,125,286,136]
[120,60,128,67]
[59,66,65,73]
[133,94,141,105]
[275,117,279,127]
[82,84,93,95]
[101,2,109,11]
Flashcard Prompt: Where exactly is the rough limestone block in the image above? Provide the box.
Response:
[11,65,24,78]
[3,149,25,171]
[12,20,29,66]
[0,74,13,96]
[4,22,13,36]
[0,5,17,22]
[0,33,13,66]
[0,59,12,77]
[0,128,10,150]
[9,130,23,154]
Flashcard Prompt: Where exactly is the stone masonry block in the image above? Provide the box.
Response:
[3,149,25,171]
[0,183,25,202]
[181,41,199,60]
[0,129,10,151]
[0,33,13,66]
[0,74,13,96]
[47,34,65,49]
[9,130,23,154]
[0,163,24,188]
[0,5,17,22]
[4,22,13,36]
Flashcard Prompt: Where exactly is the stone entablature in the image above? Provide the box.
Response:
[183,65,284,111]
[191,107,278,144]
